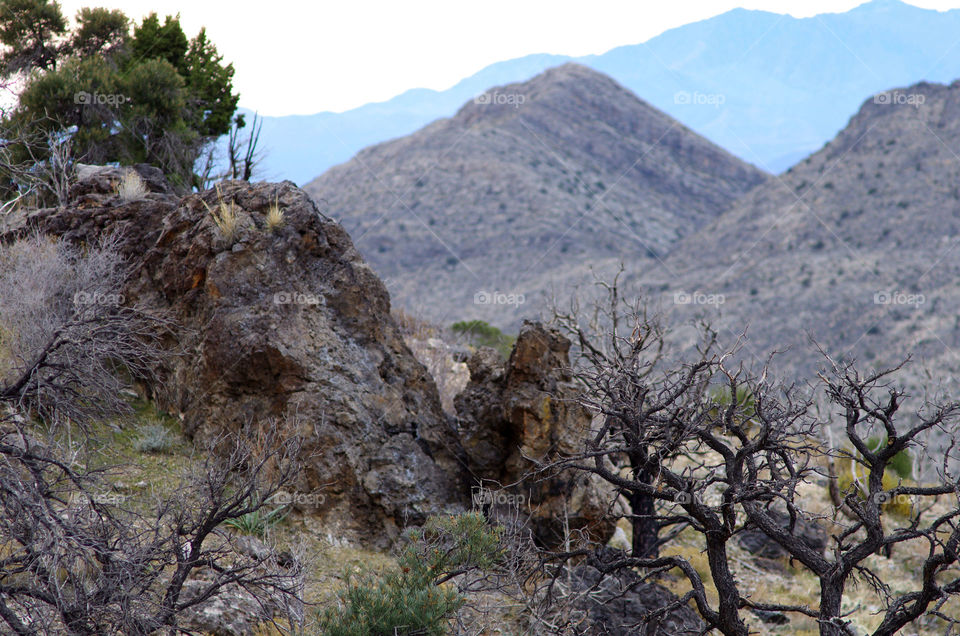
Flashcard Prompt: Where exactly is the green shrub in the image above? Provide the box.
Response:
[222,499,287,537]
[451,320,516,358]
[318,512,503,636]
[132,423,176,453]
[865,435,914,479]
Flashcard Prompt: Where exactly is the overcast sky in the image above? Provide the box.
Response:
[56,0,960,116]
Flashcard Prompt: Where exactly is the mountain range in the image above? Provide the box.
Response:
[251,0,960,184]
[305,64,767,328]
[640,77,960,396]
[306,60,960,400]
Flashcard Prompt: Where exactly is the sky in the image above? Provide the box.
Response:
[55,0,960,116]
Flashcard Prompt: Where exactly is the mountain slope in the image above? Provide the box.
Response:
[636,79,960,395]
[243,54,572,183]
[255,0,960,183]
[305,64,768,326]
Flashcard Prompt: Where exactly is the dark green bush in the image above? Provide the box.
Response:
[866,434,914,479]
[318,512,503,636]
[451,320,516,358]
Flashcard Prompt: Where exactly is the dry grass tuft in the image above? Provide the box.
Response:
[116,170,148,202]
[265,196,285,232]
[204,184,242,244]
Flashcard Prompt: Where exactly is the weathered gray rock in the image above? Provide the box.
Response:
[180,571,295,635]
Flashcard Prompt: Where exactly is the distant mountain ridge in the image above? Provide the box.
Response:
[631,77,960,397]
[251,0,960,184]
[305,64,769,326]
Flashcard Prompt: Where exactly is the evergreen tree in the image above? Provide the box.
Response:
[0,1,240,193]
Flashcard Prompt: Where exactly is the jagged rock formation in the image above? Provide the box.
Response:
[455,321,618,547]
[306,63,768,328]
[1,165,469,545]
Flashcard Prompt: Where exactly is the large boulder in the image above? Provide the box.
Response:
[570,548,704,635]
[454,321,618,546]
[1,170,469,545]
[737,509,828,562]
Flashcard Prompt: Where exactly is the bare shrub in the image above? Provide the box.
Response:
[0,229,310,633]
[0,119,77,208]
[0,419,305,634]
[0,232,170,424]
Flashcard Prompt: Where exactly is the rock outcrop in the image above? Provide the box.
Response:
[571,547,704,635]
[737,509,828,563]
[1,166,469,545]
[454,321,617,547]
[180,536,301,635]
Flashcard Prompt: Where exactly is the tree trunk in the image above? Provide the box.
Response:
[819,576,849,636]
[705,532,749,636]
[629,471,658,558]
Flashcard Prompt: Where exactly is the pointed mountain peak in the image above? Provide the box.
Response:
[306,64,768,328]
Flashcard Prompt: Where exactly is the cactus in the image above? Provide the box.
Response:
[835,453,914,518]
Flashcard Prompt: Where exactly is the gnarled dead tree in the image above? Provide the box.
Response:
[549,275,960,636]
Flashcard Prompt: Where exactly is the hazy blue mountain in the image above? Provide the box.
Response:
[255,0,960,184]
[244,54,571,183]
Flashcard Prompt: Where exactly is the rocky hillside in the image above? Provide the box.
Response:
[635,79,960,398]
[0,166,622,550]
[306,64,768,328]
[1,166,469,545]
